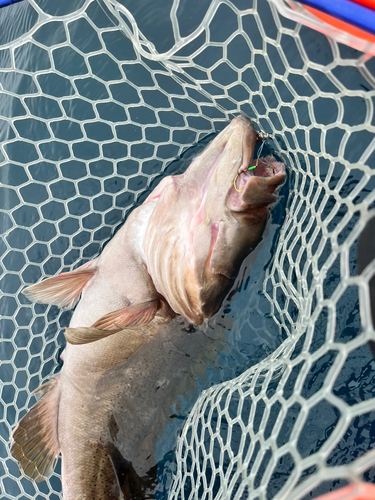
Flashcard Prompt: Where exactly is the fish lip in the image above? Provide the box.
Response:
[227,155,286,212]
[233,156,286,196]
[194,118,286,213]
[238,155,285,177]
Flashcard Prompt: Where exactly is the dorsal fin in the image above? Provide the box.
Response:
[23,261,97,309]
[64,300,160,345]
[11,376,61,482]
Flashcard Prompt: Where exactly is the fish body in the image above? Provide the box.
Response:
[11,116,286,499]
[56,316,228,499]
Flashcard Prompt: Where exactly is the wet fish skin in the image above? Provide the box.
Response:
[143,116,286,323]
[11,116,286,499]
[56,316,228,499]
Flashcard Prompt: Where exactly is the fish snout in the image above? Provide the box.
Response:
[228,155,286,213]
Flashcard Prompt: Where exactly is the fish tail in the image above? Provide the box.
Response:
[11,376,61,482]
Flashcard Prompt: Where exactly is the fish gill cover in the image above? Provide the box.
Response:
[0,0,374,499]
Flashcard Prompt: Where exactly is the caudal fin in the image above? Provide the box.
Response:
[23,261,97,309]
[11,376,61,482]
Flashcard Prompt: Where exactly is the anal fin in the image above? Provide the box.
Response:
[23,260,97,309]
[65,300,160,345]
[11,376,61,482]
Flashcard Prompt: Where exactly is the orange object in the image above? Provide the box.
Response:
[314,483,375,500]
[304,4,375,43]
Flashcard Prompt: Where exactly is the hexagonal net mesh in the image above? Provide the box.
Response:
[0,0,375,499]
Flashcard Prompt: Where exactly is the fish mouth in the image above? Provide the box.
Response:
[228,154,286,212]
[235,154,286,189]
[189,115,286,217]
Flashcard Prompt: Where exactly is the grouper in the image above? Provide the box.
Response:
[11,115,286,499]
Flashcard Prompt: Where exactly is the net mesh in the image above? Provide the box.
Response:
[0,0,375,499]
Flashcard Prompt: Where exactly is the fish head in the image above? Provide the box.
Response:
[144,115,286,324]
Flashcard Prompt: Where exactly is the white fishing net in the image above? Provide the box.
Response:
[0,0,374,499]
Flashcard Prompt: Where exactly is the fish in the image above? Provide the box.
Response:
[311,483,375,500]
[11,115,286,499]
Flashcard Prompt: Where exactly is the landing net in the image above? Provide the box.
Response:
[0,1,374,499]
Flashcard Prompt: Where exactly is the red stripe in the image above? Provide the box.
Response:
[304,5,375,43]
[349,0,375,9]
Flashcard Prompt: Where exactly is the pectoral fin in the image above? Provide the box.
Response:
[93,300,160,330]
[64,326,115,345]
[23,261,97,309]
[11,376,60,482]
[65,300,160,345]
